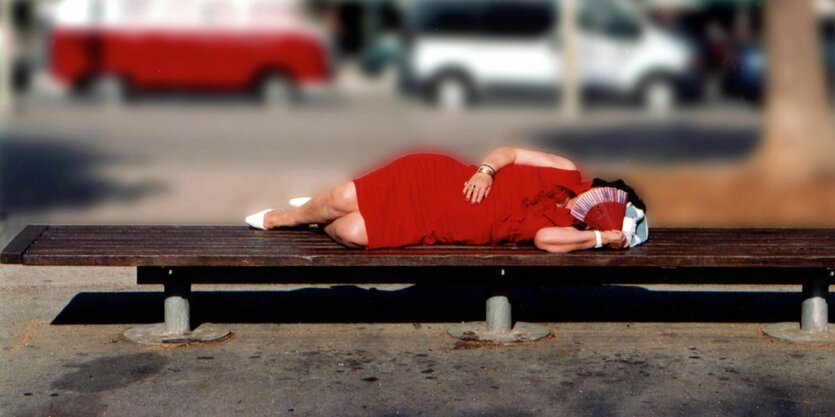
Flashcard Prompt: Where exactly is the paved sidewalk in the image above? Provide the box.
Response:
[2,266,833,417]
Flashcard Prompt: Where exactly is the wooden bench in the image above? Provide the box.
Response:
[2,225,834,345]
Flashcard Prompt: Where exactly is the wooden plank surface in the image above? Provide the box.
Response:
[0,225,48,264]
[2,225,834,268]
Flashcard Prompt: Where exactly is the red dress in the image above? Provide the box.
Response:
[353,153,592,249]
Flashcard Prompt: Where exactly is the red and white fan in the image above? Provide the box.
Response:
[570,187,628,231]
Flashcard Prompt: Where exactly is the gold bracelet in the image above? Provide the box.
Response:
[477,164,495,177]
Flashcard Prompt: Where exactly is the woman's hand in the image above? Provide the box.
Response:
[601,230,629,249]
[463,172,493,204]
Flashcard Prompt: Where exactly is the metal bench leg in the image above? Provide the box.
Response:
[124,273,230,345]
[486,295,512,333]
[448,285,551,343]
[163,278,192,334]
[763,272,835,343]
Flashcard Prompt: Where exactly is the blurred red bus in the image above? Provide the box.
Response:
[49,0,332,102]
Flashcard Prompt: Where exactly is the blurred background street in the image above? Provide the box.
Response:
[1,0,834,249]
[1,0,835,244]
[1,97,777,246]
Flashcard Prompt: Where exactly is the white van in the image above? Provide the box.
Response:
[404,0,696,110]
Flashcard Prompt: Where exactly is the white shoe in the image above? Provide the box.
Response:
[245,209,273,230]
[288,197,311,208]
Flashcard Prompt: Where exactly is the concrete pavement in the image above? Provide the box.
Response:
[2,265,834,416]
[4,308,834,416]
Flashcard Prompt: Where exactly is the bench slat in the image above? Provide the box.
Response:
[17,254,835,268]
[31,226,835,241]
[4,226,835,268]
[0,225,48,264]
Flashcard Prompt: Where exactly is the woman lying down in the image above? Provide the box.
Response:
[246,146,648,253]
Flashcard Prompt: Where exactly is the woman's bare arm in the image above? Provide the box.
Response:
[480,146,577,172]
[534,227,628,253]
[464,146,578,204]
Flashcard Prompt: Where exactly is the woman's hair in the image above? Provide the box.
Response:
[591,178,647,212]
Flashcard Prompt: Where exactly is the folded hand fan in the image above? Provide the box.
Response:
[570,187,628,231]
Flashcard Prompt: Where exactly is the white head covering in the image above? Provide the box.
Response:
[622,203,649,247]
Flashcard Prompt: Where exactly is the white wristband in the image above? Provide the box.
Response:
[593,230,603,249]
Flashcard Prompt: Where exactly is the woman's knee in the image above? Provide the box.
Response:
[342,216,368,247]
[328,182,359,214]
[329,212,367,247]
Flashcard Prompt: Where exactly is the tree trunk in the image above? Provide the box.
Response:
[758,0,835,181]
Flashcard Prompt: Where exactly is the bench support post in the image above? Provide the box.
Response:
[486,295,512,333]
[124,269,231,345]
[164,278,191,334]
[801,276,829,332]
[763,272,835,343]
[448,279,551,343]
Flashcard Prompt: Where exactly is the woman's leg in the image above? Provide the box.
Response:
[265,181,359,228]
[322,211,368,248]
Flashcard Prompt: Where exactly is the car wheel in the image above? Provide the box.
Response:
[259,73,296,105]
[432,74,472,111]
[641,77,676,114]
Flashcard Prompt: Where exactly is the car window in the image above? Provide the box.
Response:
[580,0,641,39]
[114,0,156,27]
[414,2,482,35]
[200,0,242,28]
[249,0,300,28]
[55,0,95,27]
[154,0,201,28]
[414,1,555,37]
[482,2,554,38]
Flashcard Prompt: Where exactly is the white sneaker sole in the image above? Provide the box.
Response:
[288,197,312,208]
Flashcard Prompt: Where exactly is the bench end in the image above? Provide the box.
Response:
[1,225,49,265]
